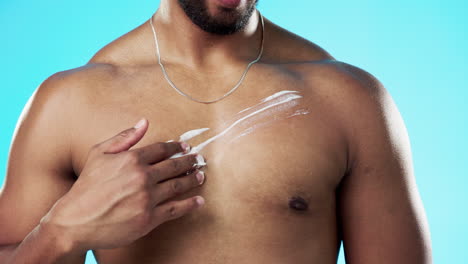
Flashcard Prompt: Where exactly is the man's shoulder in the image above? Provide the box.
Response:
[287,58,390,132]
[315,60,388,119]
[41,63,119,95]
[291,59,395,175]
[317,60,384,93]
[48,21,148,83]
[265,21,384,95]
[34,63,127,119]
[279,58,384,98]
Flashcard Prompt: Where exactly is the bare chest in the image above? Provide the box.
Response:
[70,66,347,262]
[72,73,346,204]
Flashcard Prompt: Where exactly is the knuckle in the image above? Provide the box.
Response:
[166,204,178,218]
[136,191,151,210]
[150,167,162,180]
[118,129,133,139]
[170,159,181,170]
[131,148,144,158]
[123,151,140,164]
[133,193,152,226]
[170,180,182,194]
[134,211,151,228]
[131,169,150,188]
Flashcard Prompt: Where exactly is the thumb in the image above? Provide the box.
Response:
[101,118,148,154]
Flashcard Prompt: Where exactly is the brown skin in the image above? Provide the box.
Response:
[0,0,432,263]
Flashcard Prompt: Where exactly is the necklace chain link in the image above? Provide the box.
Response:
[149,10,265,104]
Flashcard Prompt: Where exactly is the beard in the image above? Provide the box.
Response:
[177,0,259,35]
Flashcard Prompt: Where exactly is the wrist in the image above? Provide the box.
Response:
[38,216,86,258]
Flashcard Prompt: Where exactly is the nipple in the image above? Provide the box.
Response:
[288,196,309,211]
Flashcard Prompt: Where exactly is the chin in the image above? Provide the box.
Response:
[178,0,257,35]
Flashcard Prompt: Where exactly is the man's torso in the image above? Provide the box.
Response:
[66,18,353,263]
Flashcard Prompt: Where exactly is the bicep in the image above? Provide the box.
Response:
[0,75,76,244]
[337,67,431,263]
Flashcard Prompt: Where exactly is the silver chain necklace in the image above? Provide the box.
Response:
[149,10,265,104]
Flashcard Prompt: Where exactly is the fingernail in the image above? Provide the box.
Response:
[195,154,206,167]
[180,141,191,153]
[196,171,205,185]
[195,196,205,206]
[134,118,146,129]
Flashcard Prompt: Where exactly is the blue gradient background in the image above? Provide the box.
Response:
[1,0,466,263]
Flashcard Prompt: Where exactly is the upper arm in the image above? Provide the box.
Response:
[0,73,76,245]
[336,63,432,263]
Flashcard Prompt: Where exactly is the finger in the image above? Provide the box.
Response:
[152,195,205,226]
[131,141,190,164]
[153,170,205,205]
[148,153,206,183]
[99,118,149,154]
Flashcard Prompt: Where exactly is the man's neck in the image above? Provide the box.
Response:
[152,0,262,71]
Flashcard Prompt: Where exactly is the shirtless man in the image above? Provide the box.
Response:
[0,0,432,263]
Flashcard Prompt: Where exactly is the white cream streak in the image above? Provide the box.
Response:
[228,121,271,144]
[286,108,311,118]
[226,99,299,130]
[169,93,303,161]
[191,94,302,153]
[179,127,210,142]
[237,90,300,115]
[261,90,300,102]
[228,107,311,144]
